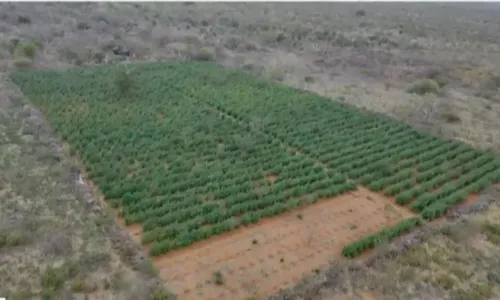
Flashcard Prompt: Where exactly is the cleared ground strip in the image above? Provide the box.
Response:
[10,61,500,299]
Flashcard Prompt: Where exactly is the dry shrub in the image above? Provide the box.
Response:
[152,26,202,48]
[259,31,280,46]
[0,48,10,60]
[304,75,315,83]
[76,21,91,30]
[243,63,264,75]
[475,90,500,102]
[58,47,82,65]
[17,15,31,24]
[422,67,449,87]
[475,73,500,101]
[407,79,440,95]
[232,55,246,67]
[355,9,366,17]
[7,37,20,55]
[441,112,461,124]
[242,42,258,52]
[164,42,189,58]
[151,26,171,47]
[223,36,241,50]
[482,74,500,90]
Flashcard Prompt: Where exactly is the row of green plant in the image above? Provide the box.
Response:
[172,62,500,254]
[391,152,498,206]
[11,61,500,256]
[341,217,422,258]
[315,126,420,164]
[189,70,500,215]
[411,162,500,212]
[421,170,500,220]
[9,63,354,255]
[112,162,335,216]
[145,183,358,255]
[130,178,353,231]
[366,148,487,198]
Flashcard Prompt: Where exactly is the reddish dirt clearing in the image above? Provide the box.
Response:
[119,187,415,300]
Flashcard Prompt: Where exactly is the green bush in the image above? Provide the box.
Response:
[407,79,440,95]
[40,264,77,291]
[114,70,133,95]
[148,288,170,300]
[268,67,285,82]
[71,280,85,292]
[0,230,25,248]
[191,47,215,61]
[213,270,224,285]
[13,57,33,69]
[20,42,37,59]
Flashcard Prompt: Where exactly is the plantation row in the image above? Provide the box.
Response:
[342,217,422,257]
[11,65,356,255]
[162,62,500,218]
[11,61,500,257]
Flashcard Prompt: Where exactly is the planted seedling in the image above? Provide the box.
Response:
[213,271,224,285]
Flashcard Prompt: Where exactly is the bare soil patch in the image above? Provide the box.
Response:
[118,187,414,300]
[266,173,277,184]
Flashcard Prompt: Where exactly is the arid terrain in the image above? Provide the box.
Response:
[1,3,500,300]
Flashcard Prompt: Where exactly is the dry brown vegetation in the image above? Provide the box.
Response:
[1,2,500,300]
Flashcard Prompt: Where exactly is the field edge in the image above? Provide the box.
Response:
[269,184,500,299]
[0,72,176,299]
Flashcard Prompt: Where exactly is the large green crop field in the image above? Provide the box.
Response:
[11,62,500,257]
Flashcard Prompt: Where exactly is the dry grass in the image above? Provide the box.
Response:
[1,2,500,300]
